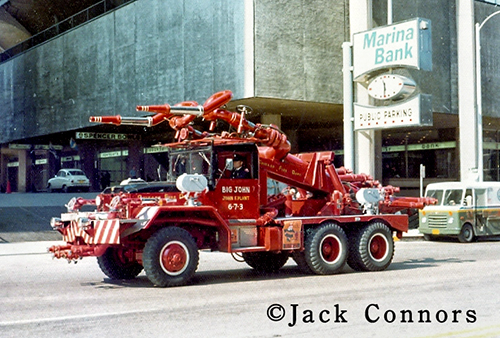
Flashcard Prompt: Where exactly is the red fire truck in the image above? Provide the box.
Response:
[49,90,434,287]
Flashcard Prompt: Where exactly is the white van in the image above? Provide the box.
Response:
[419,181,500,242]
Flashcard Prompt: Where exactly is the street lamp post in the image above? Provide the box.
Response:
[475,10,500,182]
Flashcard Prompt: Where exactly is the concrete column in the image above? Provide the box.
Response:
[343,41,354,171]
[0,149,7,192]
[17,150,28,193]
[243,0,255,98]
[457,0,478,181]
[350,0,378,177]
[79,142,99,191]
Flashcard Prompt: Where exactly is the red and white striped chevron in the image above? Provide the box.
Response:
[63,219,120,245]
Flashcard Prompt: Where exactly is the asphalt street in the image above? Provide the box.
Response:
[1,239,500,337]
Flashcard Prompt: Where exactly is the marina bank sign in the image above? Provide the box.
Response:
[352,18,433,130]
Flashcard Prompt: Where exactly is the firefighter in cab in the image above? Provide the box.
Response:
[231,154,251,179]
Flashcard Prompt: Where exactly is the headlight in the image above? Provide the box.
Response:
[448,217,454,224]
[421,216,427,223]
[78,217,92,230]
[95,195,102,208]
[50,217,63,229]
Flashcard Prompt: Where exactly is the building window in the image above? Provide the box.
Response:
[483,129,500,181]
[382,128,457,180]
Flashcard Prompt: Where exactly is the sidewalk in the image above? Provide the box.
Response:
[0,192,424,243]
[0,240,64,255]
[0,231,62,243]
[399,228,423,241]
[0,192,97,243]
[0,192,97,208]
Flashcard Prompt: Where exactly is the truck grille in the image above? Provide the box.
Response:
[428,215,448,227]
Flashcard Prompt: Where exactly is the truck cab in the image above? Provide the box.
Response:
[166,141,261,220]
[419,181,500,242]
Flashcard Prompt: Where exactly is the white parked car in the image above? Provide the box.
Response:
[47,169,90,193]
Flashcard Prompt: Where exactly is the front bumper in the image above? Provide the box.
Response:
[51,212,121,245]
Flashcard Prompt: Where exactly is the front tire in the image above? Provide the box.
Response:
[347,222,394,272]
[423,233,437,241]
[97,247,143,280]
[143,227,199,287]
[303,222,348,275]
[458,223,475,243]
[242,251,289,272]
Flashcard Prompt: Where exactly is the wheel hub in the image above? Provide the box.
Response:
[369,234,388,261]
[160,242,188,275]
[321,235,341,263]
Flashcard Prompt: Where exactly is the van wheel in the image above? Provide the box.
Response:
[143,227,199,287]
[423,234,437,241]
[458,224,475,243]
[348,222,394,272]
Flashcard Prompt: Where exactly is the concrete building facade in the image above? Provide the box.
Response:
[1,0,500,194]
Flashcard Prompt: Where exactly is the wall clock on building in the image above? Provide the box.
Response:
[367,74,416,100]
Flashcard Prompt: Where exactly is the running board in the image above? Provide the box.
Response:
[231,246,266,253]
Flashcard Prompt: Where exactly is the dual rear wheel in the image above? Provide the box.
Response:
[347,222,394,271]
[292,221,394,274]
[297,222,348,274]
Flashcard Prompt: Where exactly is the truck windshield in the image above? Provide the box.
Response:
[443,189,463,206]
[168,148,212,183]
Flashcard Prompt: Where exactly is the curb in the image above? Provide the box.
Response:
[396,229,424,241]
[0,231,62,244]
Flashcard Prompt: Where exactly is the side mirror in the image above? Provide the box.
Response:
[225,158,234,171]
[465,195,472,206]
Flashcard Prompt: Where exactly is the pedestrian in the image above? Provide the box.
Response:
[102,171,111,188]
[129,166,137,179]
